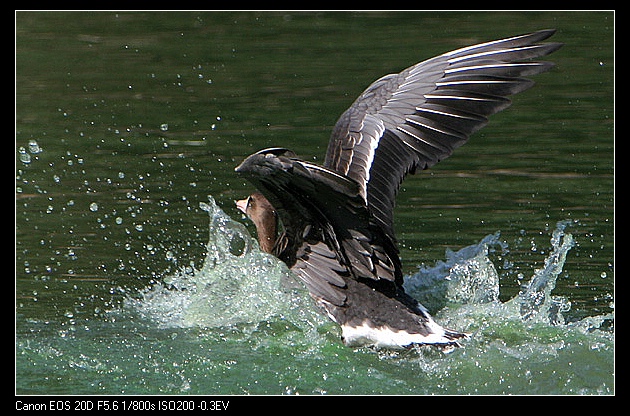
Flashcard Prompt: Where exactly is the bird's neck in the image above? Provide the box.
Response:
[256,210,278,254]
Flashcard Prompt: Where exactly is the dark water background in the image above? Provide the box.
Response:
[16,11,613,395]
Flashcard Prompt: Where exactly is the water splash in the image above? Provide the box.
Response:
[404,220,613,334]
[395,222,613,394]
[126,195,324,335]
[514,220,574,325]
[129,198,612,344]
[404,232,504,311]
[22,199,613,394]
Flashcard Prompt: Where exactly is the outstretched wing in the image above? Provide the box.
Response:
[324,29,563,242]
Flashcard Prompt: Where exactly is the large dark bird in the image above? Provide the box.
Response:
[234,30,562,350]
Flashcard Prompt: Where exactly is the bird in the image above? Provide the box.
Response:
[234,29,562,350]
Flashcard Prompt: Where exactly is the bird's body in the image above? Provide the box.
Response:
[235,30,562,350]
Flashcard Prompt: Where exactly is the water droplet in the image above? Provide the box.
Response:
[89,202,99,212]
[18,147,31,164]
[160,123,169,131]
[28,139,42,154]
